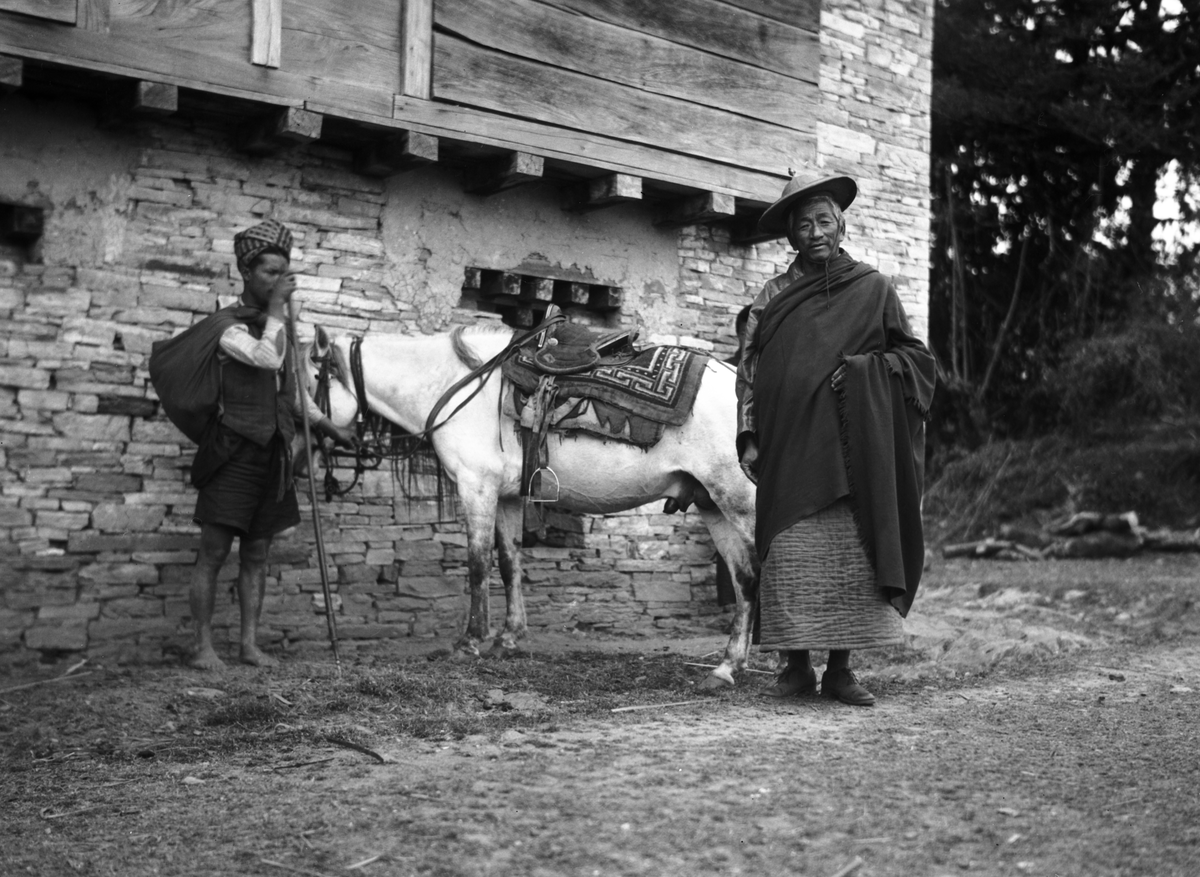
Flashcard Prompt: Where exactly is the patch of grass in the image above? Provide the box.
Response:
[203,697,281,728]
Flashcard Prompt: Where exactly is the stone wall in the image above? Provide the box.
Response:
[0,1,933,667]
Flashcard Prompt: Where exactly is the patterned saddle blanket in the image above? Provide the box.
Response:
[502,344,710,447]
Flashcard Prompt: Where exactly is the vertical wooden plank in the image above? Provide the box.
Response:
[400,0,432,98]
[251,0,282,69]
[77,0,111,33]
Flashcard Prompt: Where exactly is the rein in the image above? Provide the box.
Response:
[422,312,565,436]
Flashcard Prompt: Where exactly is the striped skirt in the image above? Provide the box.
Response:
[758,498,903,651]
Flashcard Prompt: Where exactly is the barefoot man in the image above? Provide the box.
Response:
[186,220,352,670]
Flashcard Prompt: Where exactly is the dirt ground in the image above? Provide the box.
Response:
[3,554,1199,877]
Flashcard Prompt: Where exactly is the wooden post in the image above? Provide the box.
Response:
[251,0,283,69]
[78,0,111,33]
[400,0,433,99]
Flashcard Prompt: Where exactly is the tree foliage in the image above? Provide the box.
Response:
[931,0,1200,442]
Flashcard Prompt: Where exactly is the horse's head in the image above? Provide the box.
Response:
[296,325,359,429]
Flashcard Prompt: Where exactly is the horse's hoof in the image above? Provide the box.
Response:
[449,644,481,664]
[490,637,525,659]
[699,672,735,691]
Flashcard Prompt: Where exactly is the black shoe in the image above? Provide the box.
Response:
[821,667,876,706]
[762,666,817,698]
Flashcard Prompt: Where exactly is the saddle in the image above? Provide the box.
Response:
[502,316,707,502]
[528,321,638,375]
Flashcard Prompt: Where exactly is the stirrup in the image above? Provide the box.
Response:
[527,466,561,503]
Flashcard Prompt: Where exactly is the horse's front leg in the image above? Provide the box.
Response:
[453,482,500,660]
[492,497,527,654]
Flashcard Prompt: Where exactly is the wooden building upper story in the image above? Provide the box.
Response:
[0,0,818,241]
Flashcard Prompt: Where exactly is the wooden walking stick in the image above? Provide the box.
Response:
[288,298,341,670]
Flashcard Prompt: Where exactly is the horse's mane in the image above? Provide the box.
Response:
[449,323,516,370]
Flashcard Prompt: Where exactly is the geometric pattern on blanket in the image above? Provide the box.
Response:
[503,345,709,427]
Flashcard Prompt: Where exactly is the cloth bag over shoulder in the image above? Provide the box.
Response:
[149,306,256,445]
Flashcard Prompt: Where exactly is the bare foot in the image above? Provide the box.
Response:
[239,645,278,668]
[189,647,227,671]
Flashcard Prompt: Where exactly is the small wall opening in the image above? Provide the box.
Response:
[0,203,45,266]
[459,267,623,329]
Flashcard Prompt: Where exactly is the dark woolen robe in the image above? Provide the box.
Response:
[750,252,936,616]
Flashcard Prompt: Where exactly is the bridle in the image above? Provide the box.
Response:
[306,312,566,500]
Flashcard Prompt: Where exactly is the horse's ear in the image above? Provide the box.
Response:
[314,325,330,358]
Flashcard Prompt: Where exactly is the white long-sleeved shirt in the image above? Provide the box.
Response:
[218,315,324,425]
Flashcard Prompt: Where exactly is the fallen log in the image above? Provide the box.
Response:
[942,538,1015,559]
[1140,527,1200,552]
[1043,531,1143,559]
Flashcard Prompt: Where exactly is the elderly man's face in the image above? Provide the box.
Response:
[790,199,844,263]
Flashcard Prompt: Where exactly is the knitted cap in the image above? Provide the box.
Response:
[233,219,293,279]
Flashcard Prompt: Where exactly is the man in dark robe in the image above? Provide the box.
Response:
[736,173,936,706]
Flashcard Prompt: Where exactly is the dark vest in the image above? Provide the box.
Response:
[219,333,296,448]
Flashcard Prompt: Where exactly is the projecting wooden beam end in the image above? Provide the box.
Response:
[96,80,178,128]
[587,286,623,312]
[133,81,178,114]
[239,107,323,155]
[729,215,783,246]
[463,152,544,196]
[561,173,643,213]
[653,192,737,228]
[354,131,438,178]
[0,56,22,92]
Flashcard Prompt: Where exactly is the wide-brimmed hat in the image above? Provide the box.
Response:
[758,173,857,235]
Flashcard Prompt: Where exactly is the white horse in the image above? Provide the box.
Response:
[304,324,758,688]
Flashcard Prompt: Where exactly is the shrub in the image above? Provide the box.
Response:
[1045,319,1200,431]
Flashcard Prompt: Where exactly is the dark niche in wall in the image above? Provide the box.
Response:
[458,267,623,329]
[0,203,45,265]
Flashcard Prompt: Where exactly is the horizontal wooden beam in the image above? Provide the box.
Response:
[435,0,819,129]
[0,0,75,25]
[0,55,22,92]
[434,33,812,179]
[653,192,737,228]
[561,173,643,213]
[354,131,438,177]
[0,29,394,119]
[463,151,544,196]
[240,107,323,155]
[383,96,785,206]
